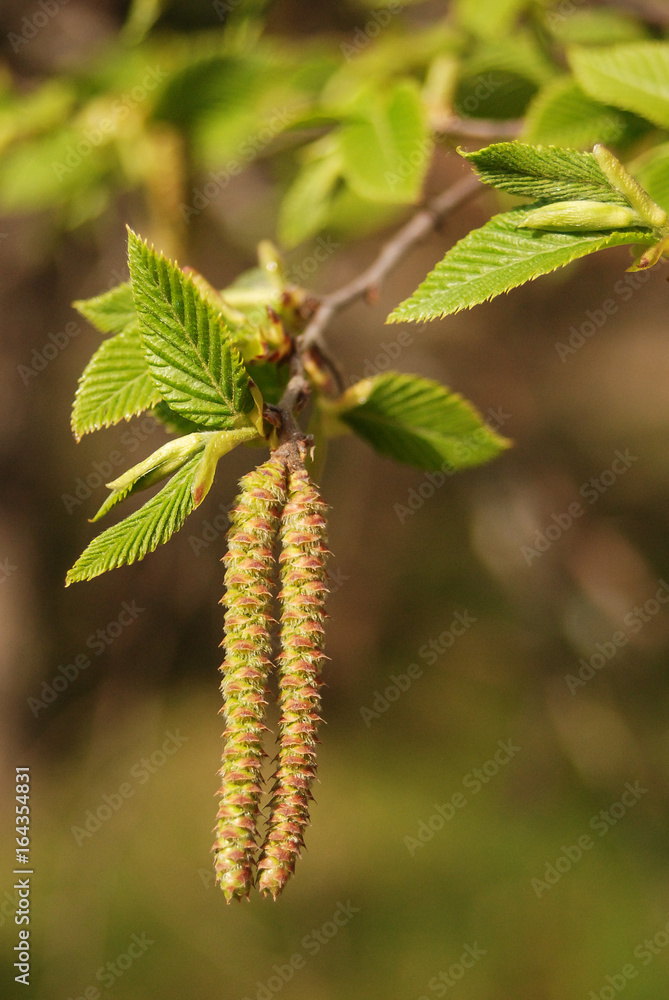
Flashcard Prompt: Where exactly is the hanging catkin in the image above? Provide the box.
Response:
[258,462,329,898]
[213,454,287,901]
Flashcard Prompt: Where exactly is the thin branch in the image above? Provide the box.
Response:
[298,172,482,352]
[434,116,523,140]
[273,173,483,439]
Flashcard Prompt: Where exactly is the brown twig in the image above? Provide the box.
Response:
[434,116,523,140]
[298,172,483,354]
[274,172,484,437]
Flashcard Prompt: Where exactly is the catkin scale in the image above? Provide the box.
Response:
[213,455,287,902]
[258,465,329,899]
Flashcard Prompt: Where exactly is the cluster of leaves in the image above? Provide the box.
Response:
[4,0,669,256]
[391,142,669,323]
[66,230,509,585]
[62,2,669,586]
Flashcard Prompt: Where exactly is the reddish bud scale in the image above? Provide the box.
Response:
[214,455,287,902]
[258,466,329,899]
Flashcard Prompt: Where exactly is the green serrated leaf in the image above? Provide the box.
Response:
[339,81,431,204]
[462,141,629,204]
[91,479,137,523]
[66,454,201,584]
[388,210,652,322]
[93,431,209,522]
[73,282,136,336]
[569,42,669,130]
[191,426,259,508]
[152,400,207,436]
[522,78,638,150]
[127,229,255,429]
[71,327,161,439]
[336,373,510,471]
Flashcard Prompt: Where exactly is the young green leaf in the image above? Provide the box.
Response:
[517,200,644,231]
[71,327,161,440]
[569,42,669,130]
[627,235,669,273]
[191,427,259,508]
[333,372,510,471]
[462,142,630,204]
[66,454,202,584]
[73,282,137,336]
[593,144,667,227]
[93,432,209,521]
[127,229,256,429]
[339,81,430,204]
[388,210,652,322]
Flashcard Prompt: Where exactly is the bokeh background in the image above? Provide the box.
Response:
[2,1,669,998]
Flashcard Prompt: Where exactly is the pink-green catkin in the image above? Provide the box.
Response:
[214,455,287,902]
[258,464,329,899]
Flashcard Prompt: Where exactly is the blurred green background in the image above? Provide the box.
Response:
[2,1,669,997]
